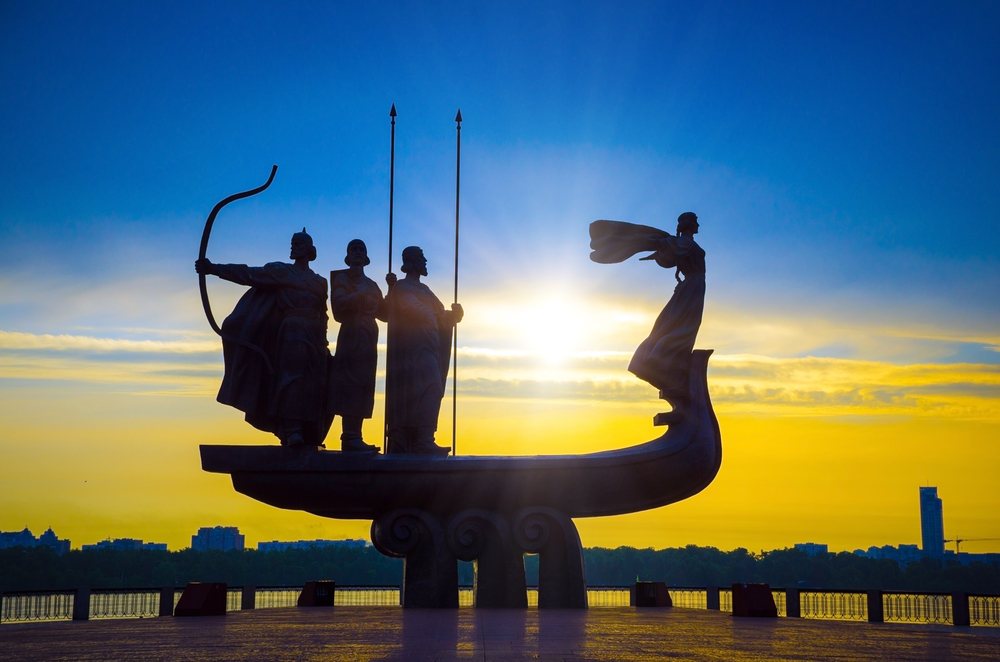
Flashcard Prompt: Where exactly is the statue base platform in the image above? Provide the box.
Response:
[201,350,722,608]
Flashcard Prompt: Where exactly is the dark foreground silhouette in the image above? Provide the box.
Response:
[3,544,997,593]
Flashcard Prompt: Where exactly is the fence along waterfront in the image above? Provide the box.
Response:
[2,586,998,627]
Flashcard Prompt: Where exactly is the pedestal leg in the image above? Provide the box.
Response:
[372,508,458,608]
[514,507,587,608]
[447,509,527,608]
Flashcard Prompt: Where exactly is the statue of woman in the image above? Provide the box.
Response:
[589,212,705,422]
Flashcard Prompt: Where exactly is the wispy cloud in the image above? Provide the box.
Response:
[0,330,218,354]
[2,329,997,419]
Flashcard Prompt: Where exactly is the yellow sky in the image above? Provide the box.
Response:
[2,293,998,553]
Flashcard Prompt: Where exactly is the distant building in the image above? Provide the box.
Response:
[257,538,370,552]
[82,538,167,551]
[0,527,71,555]
[920,487,945,557]
[192,526,244,551]
[853,544,923,566]
[794,542,828,556]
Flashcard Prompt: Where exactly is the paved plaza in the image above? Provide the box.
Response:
[1,607,999,661]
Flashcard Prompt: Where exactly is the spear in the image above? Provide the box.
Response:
[384,103,397,455]
[388,103,397,274]
[452,109,462,456]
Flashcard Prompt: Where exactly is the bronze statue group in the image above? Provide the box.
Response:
[195,211,704,456]
[196,232,462,455]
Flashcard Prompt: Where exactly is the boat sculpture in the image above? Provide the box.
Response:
[197,169,722,608]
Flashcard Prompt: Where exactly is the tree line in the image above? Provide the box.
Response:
[1,544,997,593]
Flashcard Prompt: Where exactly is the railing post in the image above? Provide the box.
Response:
[242,585,256,610]
[73,587,90,621]
[706,586,720,610]
[159,587,175,616]
[785,588,800,618]
[866,590,883,623]
[952,592,970,627]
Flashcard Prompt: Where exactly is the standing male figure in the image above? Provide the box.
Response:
[384,246,463,455]
[329,239,385,452]
[195,228,332,448]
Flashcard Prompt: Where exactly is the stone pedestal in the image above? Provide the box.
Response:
[372,506,587,608]
[202,350,723,611]
[514,508,587,609]
[373,509,459,608]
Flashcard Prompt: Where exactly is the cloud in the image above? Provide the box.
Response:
[0,330,217,354]
[2,329,997,419]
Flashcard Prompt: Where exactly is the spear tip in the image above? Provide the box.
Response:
[390,103,397,117]
[455,109,463,123]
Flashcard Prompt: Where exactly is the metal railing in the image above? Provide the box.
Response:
[668,588,707,609]
[254,587,300,609]
[336,586,401,606]
[3,585,999,628]
[89,588,161,620]
[772,590,786,617]
[970,594,1000,627]
[883,592,951,625]
[800,590,868,621]
[249,586,404,608]
[1,590,74,623]
[588,587,631,607]
[226,587,243,611]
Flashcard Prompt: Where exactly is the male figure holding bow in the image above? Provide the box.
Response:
[196,228,332,448]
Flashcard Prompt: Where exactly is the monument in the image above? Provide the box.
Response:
[328,239,386,453]
[197,159,721,608]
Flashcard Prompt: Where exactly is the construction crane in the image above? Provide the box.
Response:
[944,538,1000,554]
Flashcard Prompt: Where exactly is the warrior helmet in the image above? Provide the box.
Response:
[345,239,371,267]
[291,227,317,261]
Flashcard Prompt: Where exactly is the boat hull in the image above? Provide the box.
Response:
[200,350,722,520]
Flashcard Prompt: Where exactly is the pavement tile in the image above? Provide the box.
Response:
[1,606,998,661]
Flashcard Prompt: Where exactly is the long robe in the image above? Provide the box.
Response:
[328,269,386,419]
[214,261,332,445]
[589,220,706,396]
[384,278,454,451]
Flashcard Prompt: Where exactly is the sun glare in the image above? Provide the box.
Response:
[470,292,605,364]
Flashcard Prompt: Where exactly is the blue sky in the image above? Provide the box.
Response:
[1,1,999,550]
[3,1,998,342]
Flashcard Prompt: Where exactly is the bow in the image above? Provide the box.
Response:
[199,165,278,373]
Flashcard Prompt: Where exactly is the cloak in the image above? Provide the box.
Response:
[328,269,386,419]
[214,262,333,445]
[589,220,706,396]
[384,278,453,446]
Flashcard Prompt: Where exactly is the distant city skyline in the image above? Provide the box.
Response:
[257,538,370,552]
[795,487,1000,566]
[82,538,167,552]
[6,486,998,558]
